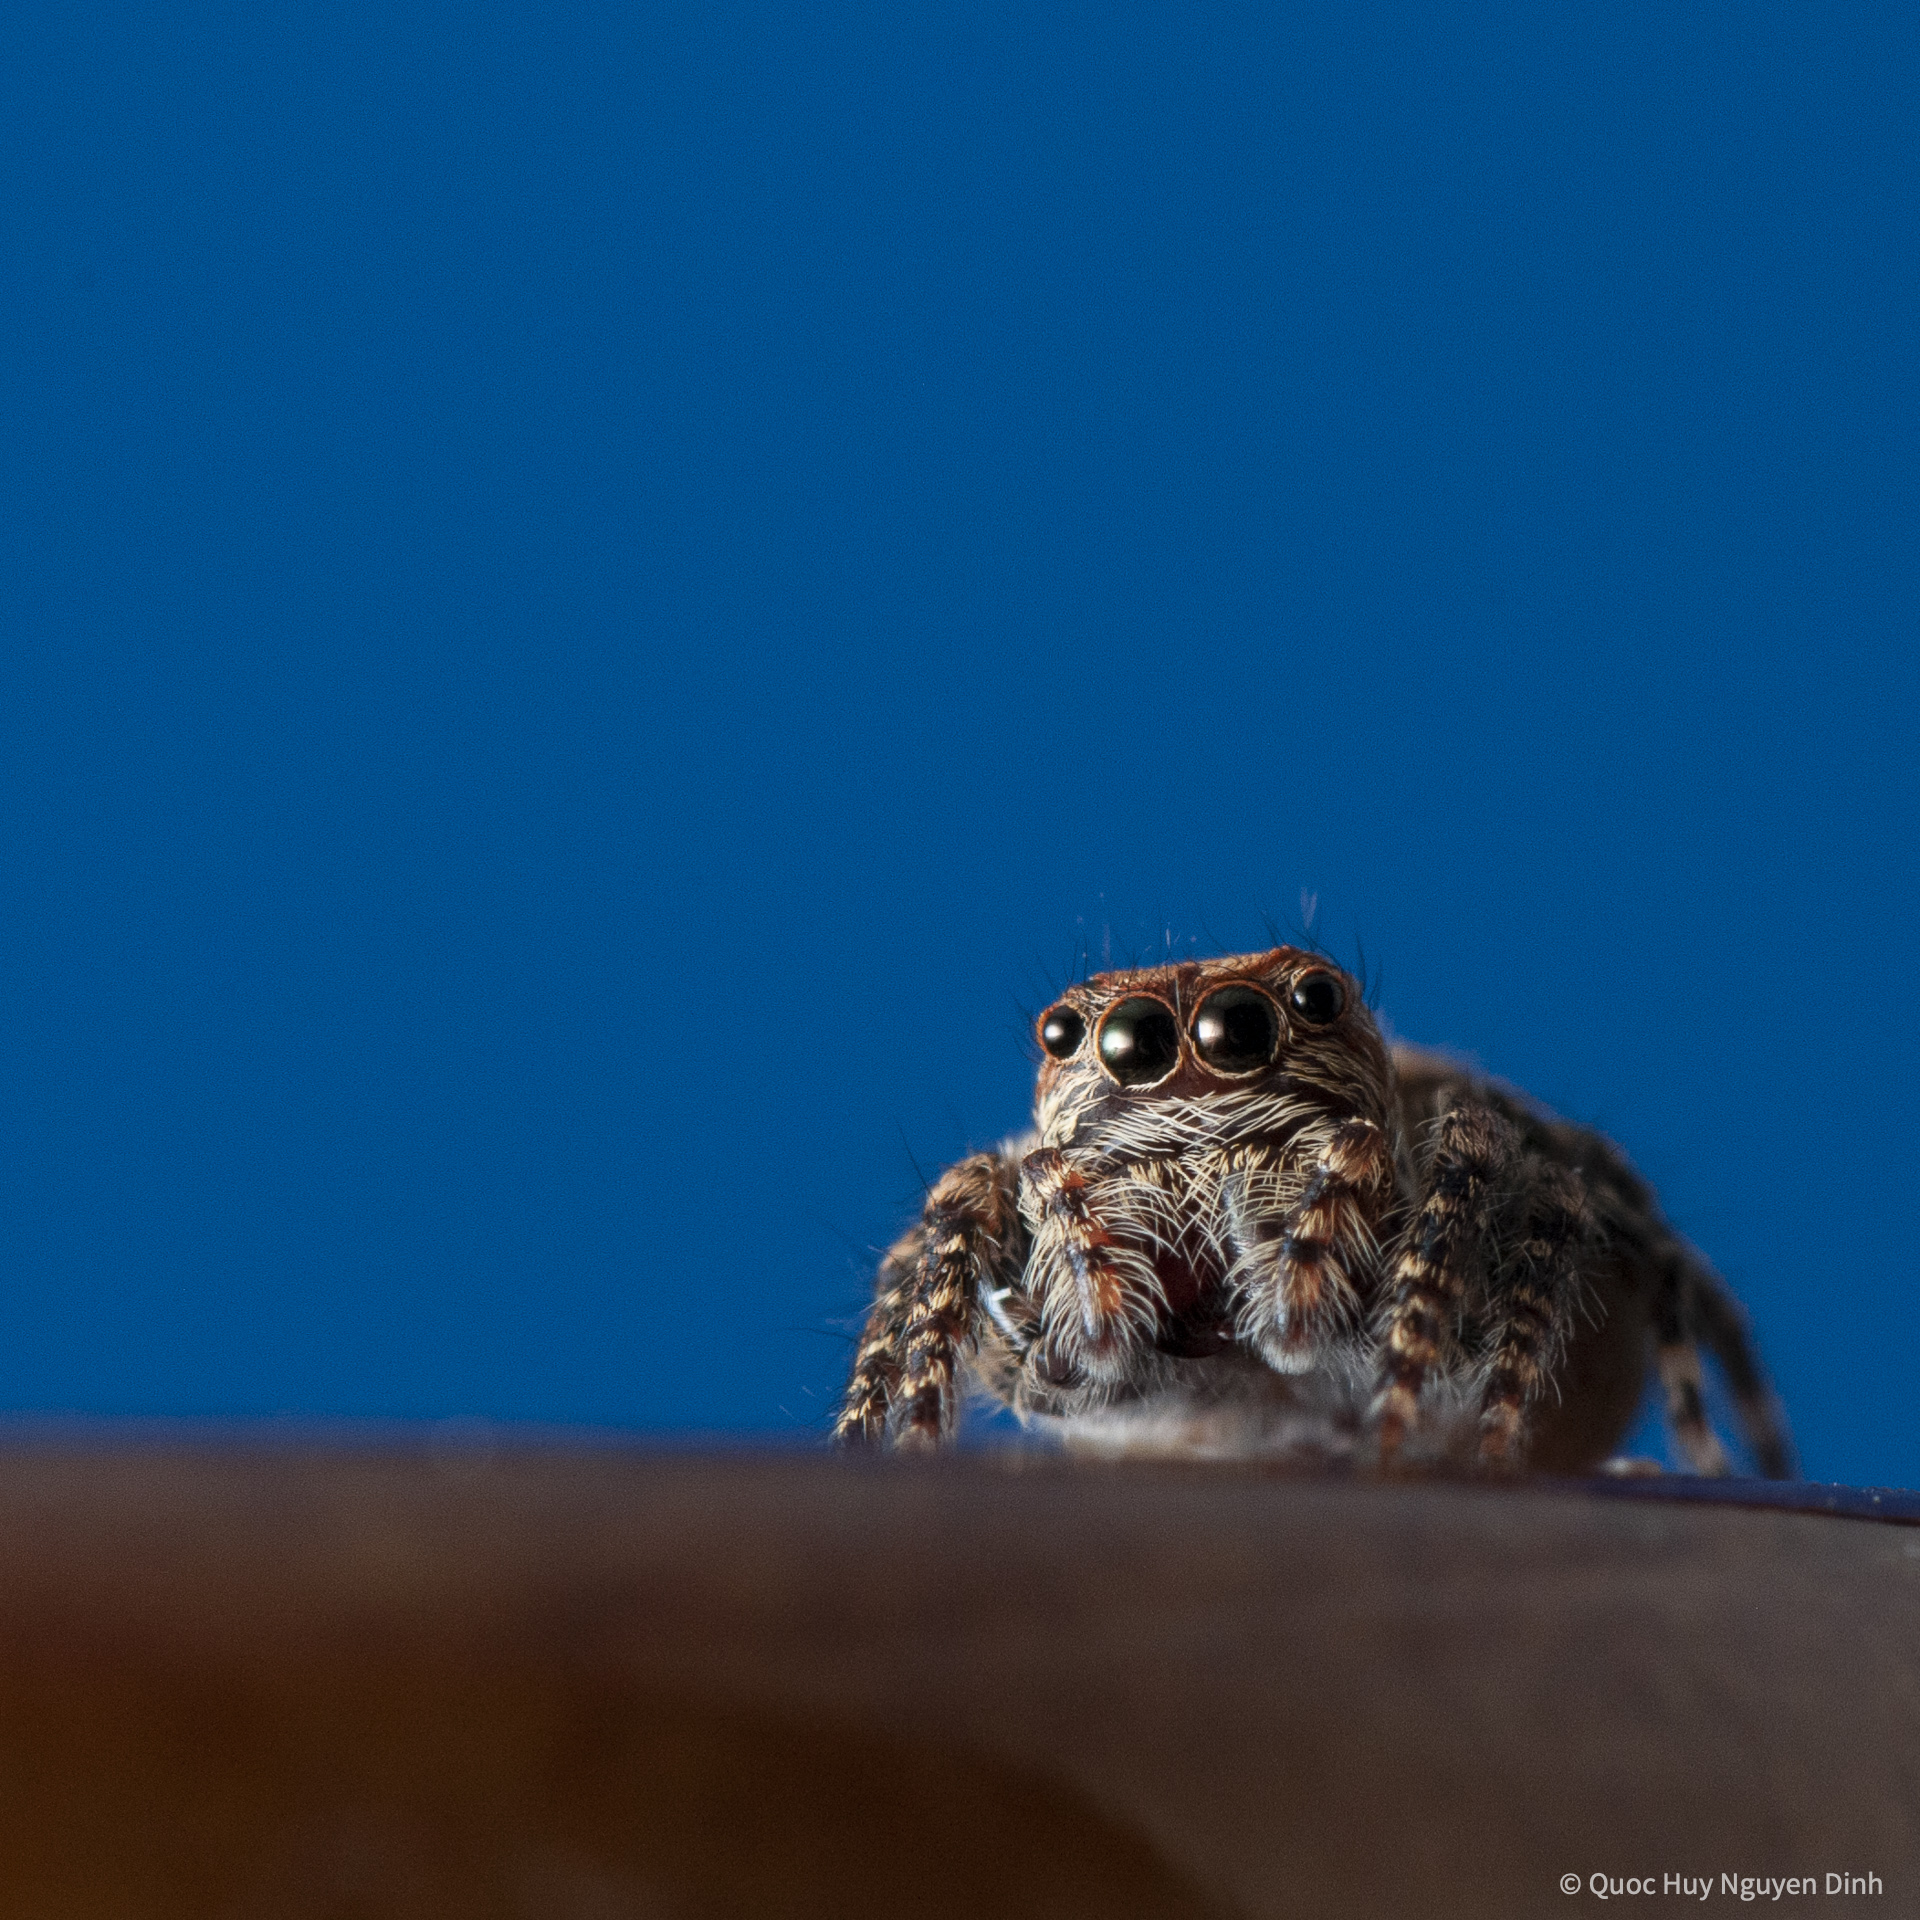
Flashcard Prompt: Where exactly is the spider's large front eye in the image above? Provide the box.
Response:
[1038,1005,1086,1059]
[1096,997,1180,1087]
[1289,970,1346,1025]
[1192,985,1281,1073]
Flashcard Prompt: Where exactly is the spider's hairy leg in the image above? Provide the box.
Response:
[1476,1162,1591,1468]
[831,1227,921,1448]
[1689,1262,1796,1478]
[1652,1247,1796,1479]
[1655,1332,1729,1476]
[1649,1245,1727,1475]
[1230,1119,1392,1369]
[1370,1103,1516,1464]
[892,1150,1026,1450]
[832,1150,1026,1452]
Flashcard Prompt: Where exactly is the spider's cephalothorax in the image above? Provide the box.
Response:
[834,947,1793,1476]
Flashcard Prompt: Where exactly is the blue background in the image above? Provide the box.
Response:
[3,4,1915,1482]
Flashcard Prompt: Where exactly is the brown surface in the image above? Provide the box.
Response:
[0,1448,1912,1917]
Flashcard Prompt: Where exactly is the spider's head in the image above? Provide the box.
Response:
[1031,947,1390,1148]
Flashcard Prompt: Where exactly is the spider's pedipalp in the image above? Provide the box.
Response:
[1225,1118,1391,1371]
[1020,1147,1166,1382]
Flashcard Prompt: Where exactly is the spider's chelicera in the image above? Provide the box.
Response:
[834,945,1792,1475]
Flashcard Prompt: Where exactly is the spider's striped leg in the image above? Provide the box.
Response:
[1476,1162,1591,1467]
[1688,1260,1796,1478]
[831,1227,922,1448]
[1370,1103,1517,1464]
[887,1151,1026,1451]
[1232,1118,1392,1368]
[1649,1248,1729,1475]
[1651,1246,1795,1478]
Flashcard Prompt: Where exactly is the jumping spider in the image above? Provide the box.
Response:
[835,947,1792,1475]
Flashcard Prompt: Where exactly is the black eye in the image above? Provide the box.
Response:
[1192,985,1281,1072]
[1289,971,1346,1025]
[1096,997,1180,1087]
[1038,1005,1086,1059]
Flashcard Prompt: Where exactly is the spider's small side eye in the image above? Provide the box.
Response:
[1192,985,1281,1072]
[1096,997,1181,1087]
[1289,971,1346,1025]
[1038,1005,1086,1059]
